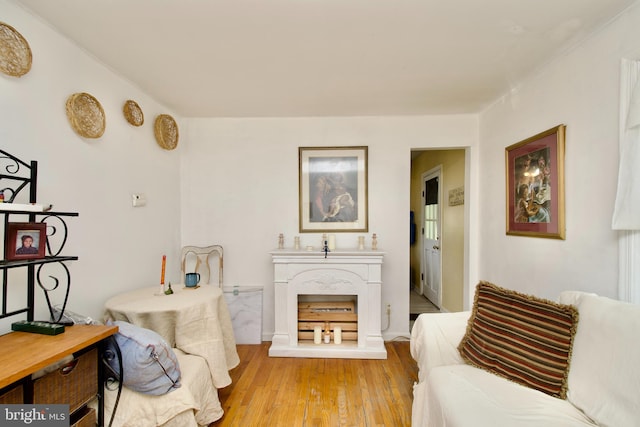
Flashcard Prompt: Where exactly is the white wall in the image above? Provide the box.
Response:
[1,1,182,333]
[477,3,640,302]
[181,116,478,340]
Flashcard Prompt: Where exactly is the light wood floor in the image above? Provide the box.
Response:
[211,341,417,426]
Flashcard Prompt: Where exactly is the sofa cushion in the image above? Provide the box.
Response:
[458,281,578,399]
[561,293,640,427]
[105,320,182,395]
[412,364,596,427]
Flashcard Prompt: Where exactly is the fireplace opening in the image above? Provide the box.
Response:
[297,295,358,345]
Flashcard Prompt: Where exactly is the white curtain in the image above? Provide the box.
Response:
[612,59,640,229]
[614,59,640,304]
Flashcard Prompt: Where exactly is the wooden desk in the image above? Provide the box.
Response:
[0,324,118,426]
[105,285,239,388]
[0,325,117,389]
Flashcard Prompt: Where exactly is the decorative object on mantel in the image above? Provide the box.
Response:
[0,21,32,77]
[358,236,365,250]
[154,114,179,150]
[321,235,330,258]
[278,233,284,249]
[371,233,378,250]
[294,236,300,250]
[65,92,106,138]
[123,99,144,126]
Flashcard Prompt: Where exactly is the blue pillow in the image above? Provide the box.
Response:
[105,320,182,395]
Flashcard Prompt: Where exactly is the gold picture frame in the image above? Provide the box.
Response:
[505,125,566,239]
[299,146,368,233]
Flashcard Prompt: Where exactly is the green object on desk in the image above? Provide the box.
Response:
[165,282,174,295]
[11,320,65,335]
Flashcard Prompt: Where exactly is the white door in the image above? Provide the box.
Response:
[422,167,442,308]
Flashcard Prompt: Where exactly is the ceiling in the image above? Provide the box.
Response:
[15,0,637,118]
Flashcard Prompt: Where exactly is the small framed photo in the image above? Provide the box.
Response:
[299,146,368,232]
[505,125,566,239]
[5,222,47,260]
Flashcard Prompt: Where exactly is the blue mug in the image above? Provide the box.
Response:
[185,272,201,287]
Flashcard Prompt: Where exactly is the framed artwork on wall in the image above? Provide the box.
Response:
[299,146,368,232]
[4,222,46,260]
[505,125,566,239]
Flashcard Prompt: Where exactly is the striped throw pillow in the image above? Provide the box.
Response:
[458,281,578,399]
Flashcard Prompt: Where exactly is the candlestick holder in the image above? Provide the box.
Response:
[155,283,165,296]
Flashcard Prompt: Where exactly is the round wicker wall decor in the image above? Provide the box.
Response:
[123,100,144,126]
[65,92,106,139]
[154,114,179,150]
[0,21,32,77]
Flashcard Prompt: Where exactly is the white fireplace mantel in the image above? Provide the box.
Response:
[269,250,387,359]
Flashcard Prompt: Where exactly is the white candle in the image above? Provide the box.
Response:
[313,326,322,344]
[334,326,342,344]
[324,332,331,344]
[328,234,336,250]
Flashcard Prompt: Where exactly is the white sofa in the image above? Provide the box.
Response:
[410,291,640,427]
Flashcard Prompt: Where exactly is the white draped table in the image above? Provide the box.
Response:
[104,285,239,388]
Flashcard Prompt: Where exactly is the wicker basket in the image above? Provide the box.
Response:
[0,21,32,77]
[70,406,96,427]
[0,383,23,404]
[33,348,98,413]
[66,92,106,139]
[123,99,144,126]
[154,114,179,150]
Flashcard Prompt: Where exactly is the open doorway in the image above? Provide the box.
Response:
[410,149,466,317]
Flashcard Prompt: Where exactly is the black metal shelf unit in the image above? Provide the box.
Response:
[0,149,78,322]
